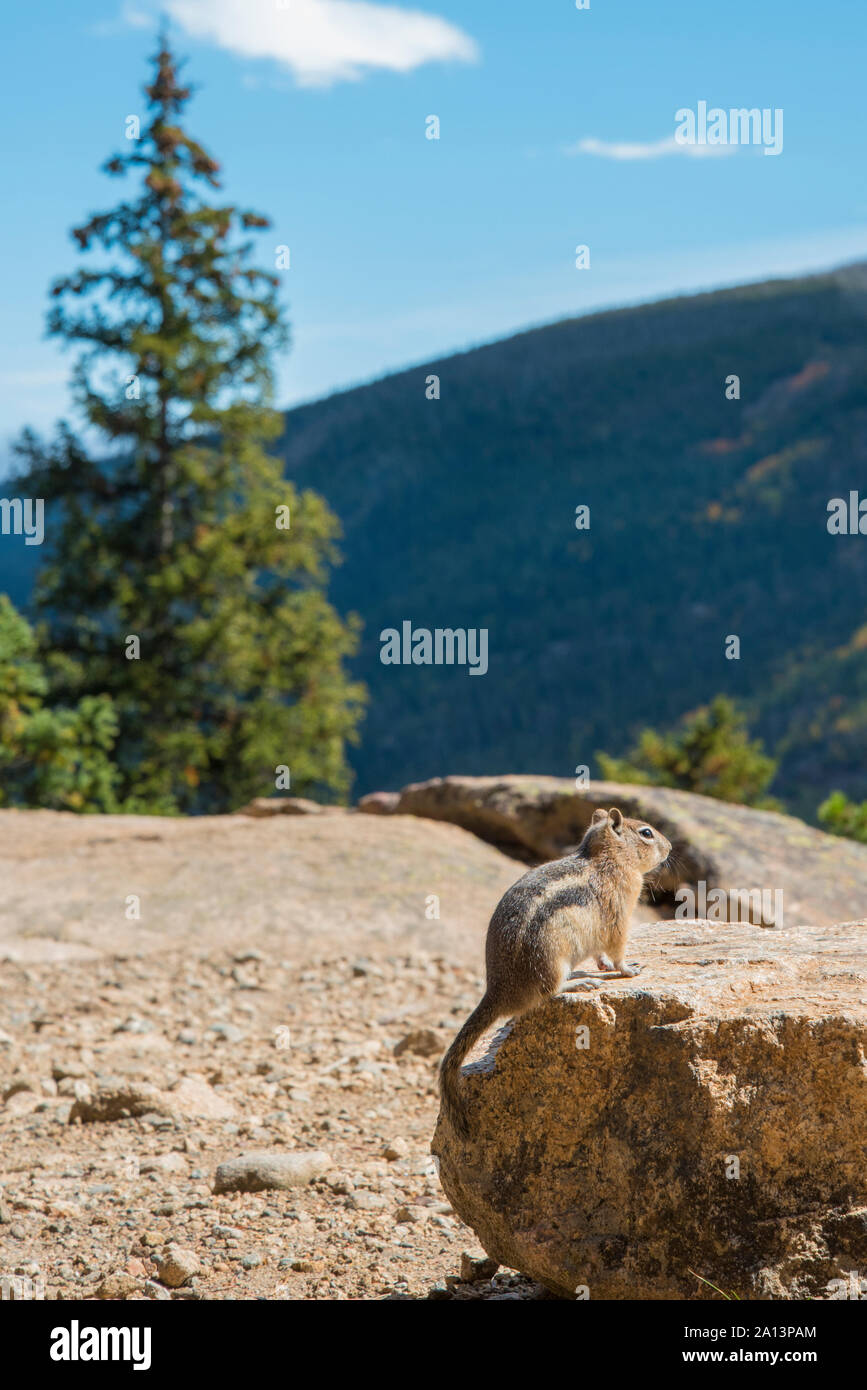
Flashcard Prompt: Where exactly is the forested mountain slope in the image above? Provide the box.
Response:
[277,263,867,814]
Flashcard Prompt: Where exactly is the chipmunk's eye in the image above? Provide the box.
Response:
[639,827,654,839]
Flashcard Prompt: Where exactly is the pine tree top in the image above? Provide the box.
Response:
[41,35,287,458]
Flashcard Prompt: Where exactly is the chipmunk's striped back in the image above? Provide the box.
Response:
[439,808,671,1136]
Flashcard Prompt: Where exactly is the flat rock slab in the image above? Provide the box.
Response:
[366,774,867,926]
[0,807,518,965]
[238,797,344,817]
[432,917,867,1300]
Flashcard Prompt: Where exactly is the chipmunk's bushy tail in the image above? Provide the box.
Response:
[439,993,500,1138]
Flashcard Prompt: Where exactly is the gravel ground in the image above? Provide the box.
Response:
[0,809,552,1301]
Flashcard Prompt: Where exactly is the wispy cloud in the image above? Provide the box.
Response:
[115,0,479,88]
[565,135,737,161]
[122,4,154,28]
[91,2,155,36]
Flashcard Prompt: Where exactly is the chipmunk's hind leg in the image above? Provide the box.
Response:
[563,954,613,985]
[561,975,603,993]
[555,954,603,994]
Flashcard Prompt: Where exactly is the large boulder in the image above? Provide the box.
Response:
[360,775,867,926]
[432,916,867,1300]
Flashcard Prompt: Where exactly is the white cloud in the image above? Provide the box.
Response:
[566,135,737,161]
[155,0,478,88]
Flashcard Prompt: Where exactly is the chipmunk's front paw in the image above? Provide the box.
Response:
[615,962,642,978]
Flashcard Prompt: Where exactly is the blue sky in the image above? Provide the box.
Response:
[1,0,865,449]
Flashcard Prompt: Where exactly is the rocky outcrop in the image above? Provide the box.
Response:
[432,916,867,1300]
[360,775,867,926]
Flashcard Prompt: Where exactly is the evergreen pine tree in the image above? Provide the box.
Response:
[0,595,119,811]
[597,695,780,808]
[817,790,867,843]
[14,38,364,813]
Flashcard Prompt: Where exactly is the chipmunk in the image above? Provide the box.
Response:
[439,807,672,1136]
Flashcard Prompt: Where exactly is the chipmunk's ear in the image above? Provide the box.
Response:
[591,808,608,825]
[608,807,624,834]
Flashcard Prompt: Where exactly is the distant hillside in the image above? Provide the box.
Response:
[4,263,867,816]
[0,516,39,609]
[277,263,867,815]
